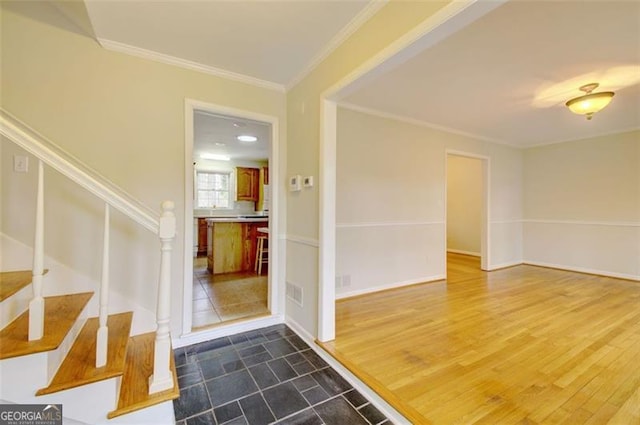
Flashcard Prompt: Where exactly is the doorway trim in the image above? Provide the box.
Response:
[182,98,281,336]
[445,150,491,272]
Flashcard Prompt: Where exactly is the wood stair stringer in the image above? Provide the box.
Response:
[36,312,133,396]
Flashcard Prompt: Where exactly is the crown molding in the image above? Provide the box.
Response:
[97,38,286,93]
[520,126,640,149]
[338,102,517,148]
[286,0,389,91]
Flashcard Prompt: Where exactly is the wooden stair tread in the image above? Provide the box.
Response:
[0,292,93,359]
[108,332,179,419]
[0,269,48,302]
[36,312,133,395]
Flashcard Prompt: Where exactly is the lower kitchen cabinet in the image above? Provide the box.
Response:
[207,221,263,274]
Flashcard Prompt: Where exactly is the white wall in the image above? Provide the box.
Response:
[1,2,286,336]
[447,155,482,255]
[523,130,640,280]
[335,107,524,298]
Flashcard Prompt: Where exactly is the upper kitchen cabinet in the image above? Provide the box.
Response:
[237,167,259,201]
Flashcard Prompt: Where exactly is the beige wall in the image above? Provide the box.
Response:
[285,1,452,334]
[1,2,286,336]
[447,155,482,255]
[523,130,640,279]
[335,107,523,297]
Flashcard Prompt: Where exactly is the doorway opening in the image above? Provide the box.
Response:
[183,100,280,335]
[445,151,490,279]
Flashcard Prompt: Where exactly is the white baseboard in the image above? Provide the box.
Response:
[487,260,523,271]
[285,318,410,425]
[523,260,640,282]
[336,274,445,300]
[447,249,480,257]
[173,314,285,348]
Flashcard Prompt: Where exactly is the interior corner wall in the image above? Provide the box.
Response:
[284,1,454,336]
[523,130,640,280]
[0,2,286,336]
[447,155,482,256]
[335,107,523,298]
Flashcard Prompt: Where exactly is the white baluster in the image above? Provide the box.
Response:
[96,204,110,367]
[29,160,45,341]
[149,201,176,394]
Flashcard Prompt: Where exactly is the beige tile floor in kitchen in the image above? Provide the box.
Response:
[192,257,269,329]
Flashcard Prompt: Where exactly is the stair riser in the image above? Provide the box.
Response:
[46,312,88,382]
[0,283,32,329]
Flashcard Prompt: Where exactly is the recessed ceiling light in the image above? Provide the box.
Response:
[200,153,230,161]
[233,122,246,128]
[215,142,226,146]
[237,135,257,142]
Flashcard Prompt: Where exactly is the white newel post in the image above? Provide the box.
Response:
[149,201,176,394]
[96,204,110,367]
[29,160,45,341]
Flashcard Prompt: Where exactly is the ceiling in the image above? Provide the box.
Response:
[194,111,270,162]
[341,0,640,147]
[84,0,377,88]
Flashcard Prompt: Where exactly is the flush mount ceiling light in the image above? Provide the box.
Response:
[200,153,230,161]
[565,83,615,120]
[237,135,257,142]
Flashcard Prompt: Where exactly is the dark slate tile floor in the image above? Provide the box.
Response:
[173,324,390,425]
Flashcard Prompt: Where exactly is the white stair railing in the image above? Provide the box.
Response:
[96,204,110,368]
[149,201,176,394]
[28,160,45,341]
[1,109,175,394]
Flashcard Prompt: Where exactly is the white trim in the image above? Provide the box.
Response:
[173,314,285,349]
[0,109,159,234]
[447,249,480,257]
[286,1,389,90]
[99,39,285,93]
[285,318,412,425]
[520,126,640,149]
[337,220,444,228]
[523,261,640,282]
[491,219,523,224]
[286,234,320,248]
[523,219,640,227]
[486,260,522,271]
[336,274,446,300]
[183,99,281,337]
[339,102,513,147]
[318,99,337,342]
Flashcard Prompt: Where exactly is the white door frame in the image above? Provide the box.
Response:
[182,99,281,336]
[445,150,491,271]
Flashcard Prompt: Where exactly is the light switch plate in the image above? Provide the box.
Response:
[14,155,28,173]
[289,175,301,191]
[303,176,314,188]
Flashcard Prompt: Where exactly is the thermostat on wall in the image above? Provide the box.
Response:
[289,175,301,191]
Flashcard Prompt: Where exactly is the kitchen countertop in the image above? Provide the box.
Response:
[204,217,269,223]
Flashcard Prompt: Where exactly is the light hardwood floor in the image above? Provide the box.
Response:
[320,253,640,424]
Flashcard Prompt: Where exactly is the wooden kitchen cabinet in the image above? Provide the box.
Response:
[262,166,269,185]
[207,221,266,275]
[236,167,259,201]
[197,218,207,257]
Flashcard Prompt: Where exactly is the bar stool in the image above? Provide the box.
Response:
[255,227,269,275]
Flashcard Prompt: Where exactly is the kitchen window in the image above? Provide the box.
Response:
[196,171,231,209]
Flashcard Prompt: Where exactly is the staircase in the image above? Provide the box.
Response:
[0,110,179,423]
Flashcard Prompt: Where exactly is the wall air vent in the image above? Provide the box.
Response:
[286,281,303,307]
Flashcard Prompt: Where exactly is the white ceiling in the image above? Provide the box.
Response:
[194,111,270,162]
[84,0,377,88]
[342,0,640,147]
